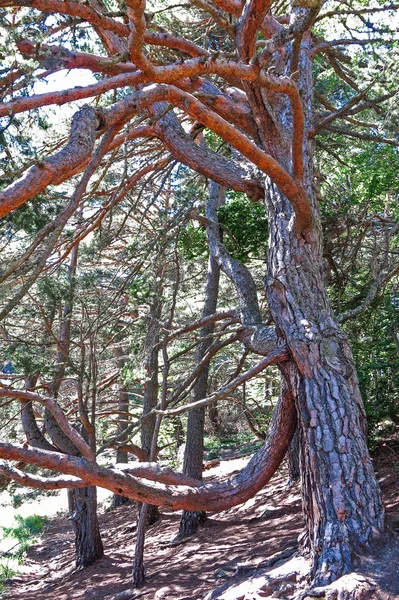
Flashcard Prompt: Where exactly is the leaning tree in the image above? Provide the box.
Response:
[0,0,398,592]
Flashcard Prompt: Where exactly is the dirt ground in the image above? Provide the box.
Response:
[3,447,399,600]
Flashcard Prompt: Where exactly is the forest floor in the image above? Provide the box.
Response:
[2,441,399,600]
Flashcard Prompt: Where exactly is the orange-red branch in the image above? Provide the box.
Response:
[0,388,94,460]
[125,84,310,228]
[125,0,154,73]
[1,56,303,146]
[0,381,296,511]
[3,1,208,58]
[0,71,145,118]
[0,106,101,218]
[0,54,308,226]
[211,0,244,15]
[17,40,138,76]
[237,0,273,61]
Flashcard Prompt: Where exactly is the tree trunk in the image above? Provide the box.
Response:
[132,503,147,588]
[287,427,300,483]
[240,18,387,583]
[178,244,220,537]
[68,486,104,568]
[208,403,221,434]
[178,390,207,537]
[111,344,132,508]
[266,178,385,583]
[132,276,163,588]
[21,383,105,569]
[140,283,162,526]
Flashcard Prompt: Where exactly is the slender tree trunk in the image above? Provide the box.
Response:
[132,501,148,587]
[208,403,221,434]
[132,276,163,588]
[68,486,104,568]
[140,284,162,526]
[48,240,104,569]
[178,250,220,537]
[111,343,131,508]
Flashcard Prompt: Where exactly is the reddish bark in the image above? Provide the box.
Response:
[0,382,296,512]
[0,0,389,587]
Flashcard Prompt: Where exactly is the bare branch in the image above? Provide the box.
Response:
[0,462,87,490]
[237,0,273,61]
[0,387,94,460]
[0,378,295,511]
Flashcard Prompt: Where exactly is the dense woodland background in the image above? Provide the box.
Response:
[0,0,398,598]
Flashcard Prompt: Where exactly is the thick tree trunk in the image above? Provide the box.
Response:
[239,16,387,583]
[68,486,104,568]
[21,383,105,569]
[266,181,385,584]
[287,427,300,483]
[178,407,207,537]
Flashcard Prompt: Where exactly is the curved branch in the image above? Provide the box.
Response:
[0,388,94,460]
[0,0,129,37]
[0,106,100,217]
[153,106,263,200]
[237,0,273,61]
[0,71,144,119]
[126,85,307,218]
[152,344,289,418]
[21,400,57,452]
[0,462,87,490]
[125,0,154,72]
[206,182,263,326]
[0,377,296,511]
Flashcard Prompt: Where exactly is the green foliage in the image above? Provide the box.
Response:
[129,276,152,304]
[218,196,268,262]
[1,514,47,563]
[0,563,18,596]
[0,194,63,238]
[9,487,57,509]
[179,195,268,263]
[2,514,47,541]
[346,292,399,440]
[178,224,208,260]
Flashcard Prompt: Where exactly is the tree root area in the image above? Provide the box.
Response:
[3,450,399,600]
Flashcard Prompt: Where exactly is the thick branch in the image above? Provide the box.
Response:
[237,0,273,61]
[0,374,295,511]
[127,85,308,222]
[0,107,100,217]
[0,388,94,460]
[153,106,263,200]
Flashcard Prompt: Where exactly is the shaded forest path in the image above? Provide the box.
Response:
[4,450,399,600]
